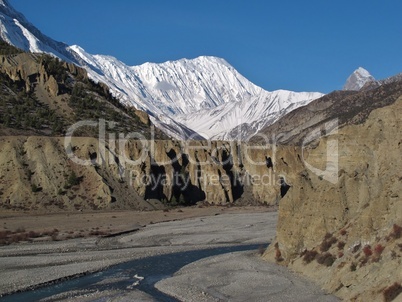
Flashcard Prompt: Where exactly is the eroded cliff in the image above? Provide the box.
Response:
[0,136,292,211]
[264,97,402,301]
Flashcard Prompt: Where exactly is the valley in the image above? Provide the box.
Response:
[0,0,401,301]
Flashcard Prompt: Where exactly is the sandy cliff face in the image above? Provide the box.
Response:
[0,136,145,211]
[264,97,402,301]
[0,136,289,211]
[0,53,86,96]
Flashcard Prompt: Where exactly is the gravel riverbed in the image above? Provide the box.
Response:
[0,209,339,301]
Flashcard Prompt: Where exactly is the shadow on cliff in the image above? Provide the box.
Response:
[144,150,206,205]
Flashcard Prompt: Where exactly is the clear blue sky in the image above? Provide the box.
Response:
[10,0,402,93]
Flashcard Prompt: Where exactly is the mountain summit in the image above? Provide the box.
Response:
[343,67,375,91]
[69,49,267,116]
[68,47,324,139]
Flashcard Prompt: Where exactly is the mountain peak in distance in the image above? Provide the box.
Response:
[343,67,375,91]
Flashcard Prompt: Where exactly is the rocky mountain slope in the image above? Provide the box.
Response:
[253,79,402,145]
[0,41,160,138]
[0,0,322,139]
[259,80,402,301]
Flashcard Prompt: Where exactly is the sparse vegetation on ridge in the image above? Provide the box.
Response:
[0,43,162,138]
[0,39,23,55]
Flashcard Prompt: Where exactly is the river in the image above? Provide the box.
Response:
[2,244,262,302]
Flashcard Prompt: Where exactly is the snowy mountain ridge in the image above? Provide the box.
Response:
[70,46,266,116]
[70,46,324,139]
[0,0,324,139]
[177,90,322,140]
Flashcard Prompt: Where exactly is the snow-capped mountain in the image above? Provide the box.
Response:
[0,0,75,63]
[0,0,323,139]
[343,67,402,92]
[70,45,324,139]
[343,67,375,91]
[177,90,322,140]
[69,45,265,116]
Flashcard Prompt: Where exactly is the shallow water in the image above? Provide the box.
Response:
[3,244,262,302]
